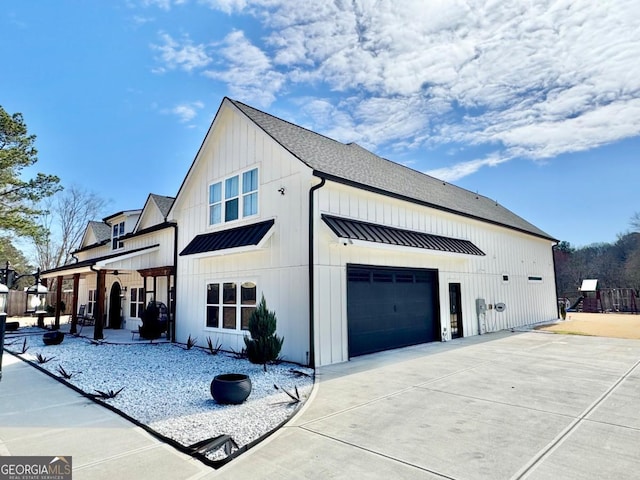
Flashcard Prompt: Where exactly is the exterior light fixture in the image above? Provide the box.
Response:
[25,269,48,315]
[0,281,8,382]
[0,282,8,315]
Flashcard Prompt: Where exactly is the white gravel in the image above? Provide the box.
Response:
[5,329,314,462]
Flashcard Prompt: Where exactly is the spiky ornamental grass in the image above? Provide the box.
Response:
[206,336,222,355]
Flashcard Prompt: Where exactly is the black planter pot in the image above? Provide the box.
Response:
[210,373,252,405]
[5,321,20,332]
[43,331,64,346]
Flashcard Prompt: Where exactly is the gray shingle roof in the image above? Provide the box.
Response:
[150,194,175,218]
[89,221,111,244]
[229,98,554,241]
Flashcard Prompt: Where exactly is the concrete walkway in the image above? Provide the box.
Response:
[2,330,640,479]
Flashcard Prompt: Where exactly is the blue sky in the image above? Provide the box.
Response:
[2,1,639,248]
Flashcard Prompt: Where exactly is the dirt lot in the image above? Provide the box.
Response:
[535,311,640,339]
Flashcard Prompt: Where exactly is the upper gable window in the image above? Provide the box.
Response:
[209,168,258,226]
[112,221,125,249]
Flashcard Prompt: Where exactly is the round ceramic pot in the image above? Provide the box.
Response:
[43,331,64,346]
[210,373,252,404]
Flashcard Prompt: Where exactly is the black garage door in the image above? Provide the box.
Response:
[347,265,440,358]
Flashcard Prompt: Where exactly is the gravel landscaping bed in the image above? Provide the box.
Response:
[4,328,314,463]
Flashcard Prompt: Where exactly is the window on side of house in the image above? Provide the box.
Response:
[528,276,543,283]
[242,169,258,217]
[112,221,125,249]
[129,287,145,318]
[209,183,222,225]
[87,289,97,316]
[206,281,257,331]
[208,167,258,226]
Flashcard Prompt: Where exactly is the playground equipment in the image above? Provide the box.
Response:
[568,279,638,313]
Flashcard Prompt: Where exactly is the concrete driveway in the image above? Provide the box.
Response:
[216,330,640,479]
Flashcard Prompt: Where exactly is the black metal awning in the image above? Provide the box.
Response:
[322,214,485,256]
[180,219,275,256]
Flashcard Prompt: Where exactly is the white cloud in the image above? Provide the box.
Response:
[202,30,284,107]
[152,32,211,73]
[139,0,187,10]
[168,0,640,180]
[425,153,512,182]
[171,101,205,123]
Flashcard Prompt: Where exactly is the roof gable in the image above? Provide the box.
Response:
[135,194,175,232]
[79,221,111,249]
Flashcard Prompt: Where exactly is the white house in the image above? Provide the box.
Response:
[41,98,558,366]
[169,98,559,367]
[41,194,176,337]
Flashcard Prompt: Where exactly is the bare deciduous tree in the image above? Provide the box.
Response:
[631,212,640,232]
[32,185,109,270]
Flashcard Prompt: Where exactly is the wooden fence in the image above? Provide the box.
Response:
[6,290,74,317]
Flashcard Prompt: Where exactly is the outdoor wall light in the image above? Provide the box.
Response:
[25,279,48,314]
[0,281,8,382]
[0,282,8,315]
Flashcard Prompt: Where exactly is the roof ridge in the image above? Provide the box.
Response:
[229,97,347,146]
[228,97,553,241]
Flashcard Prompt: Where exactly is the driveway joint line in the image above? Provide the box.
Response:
[297,359,498,428]
[510,358,640,480]
[298,425,459,480]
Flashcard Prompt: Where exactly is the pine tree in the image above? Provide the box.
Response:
[244,295,284,372]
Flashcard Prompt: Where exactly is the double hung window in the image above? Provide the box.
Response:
[112,221,125,250]
[129,287,145,318]
[87,289,97,316]
[209,168,258,225]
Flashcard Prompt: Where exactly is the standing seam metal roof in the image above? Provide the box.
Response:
[180,219,275,256]
[228,98,554,241]
[322,215,485,256]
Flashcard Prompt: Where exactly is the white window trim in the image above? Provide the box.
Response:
[208,167,259,227]
[205,279,258,332]
[129,286,145,318]
[112,221,125,250]
[87,289,97,316]
[528,275,543,283]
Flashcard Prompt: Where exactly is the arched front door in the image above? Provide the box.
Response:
[109,283,122,329]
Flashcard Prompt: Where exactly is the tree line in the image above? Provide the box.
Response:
[554,218,640,302]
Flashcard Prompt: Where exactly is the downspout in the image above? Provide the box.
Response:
[308,176,326,368]
[552,242,560,319]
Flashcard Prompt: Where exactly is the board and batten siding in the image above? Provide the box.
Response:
[172,103,315,365]
[73,227,176,330]
[313,181,557,366]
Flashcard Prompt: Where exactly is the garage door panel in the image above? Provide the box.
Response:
[347,265,439,358]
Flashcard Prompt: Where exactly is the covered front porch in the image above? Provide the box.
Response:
[40,244,175,341]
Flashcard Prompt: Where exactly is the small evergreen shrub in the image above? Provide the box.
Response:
[243,295,284,372]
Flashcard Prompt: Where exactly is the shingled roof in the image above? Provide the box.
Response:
[150,194,174,219]
[88,220,111,244]
[229,98,554,241]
